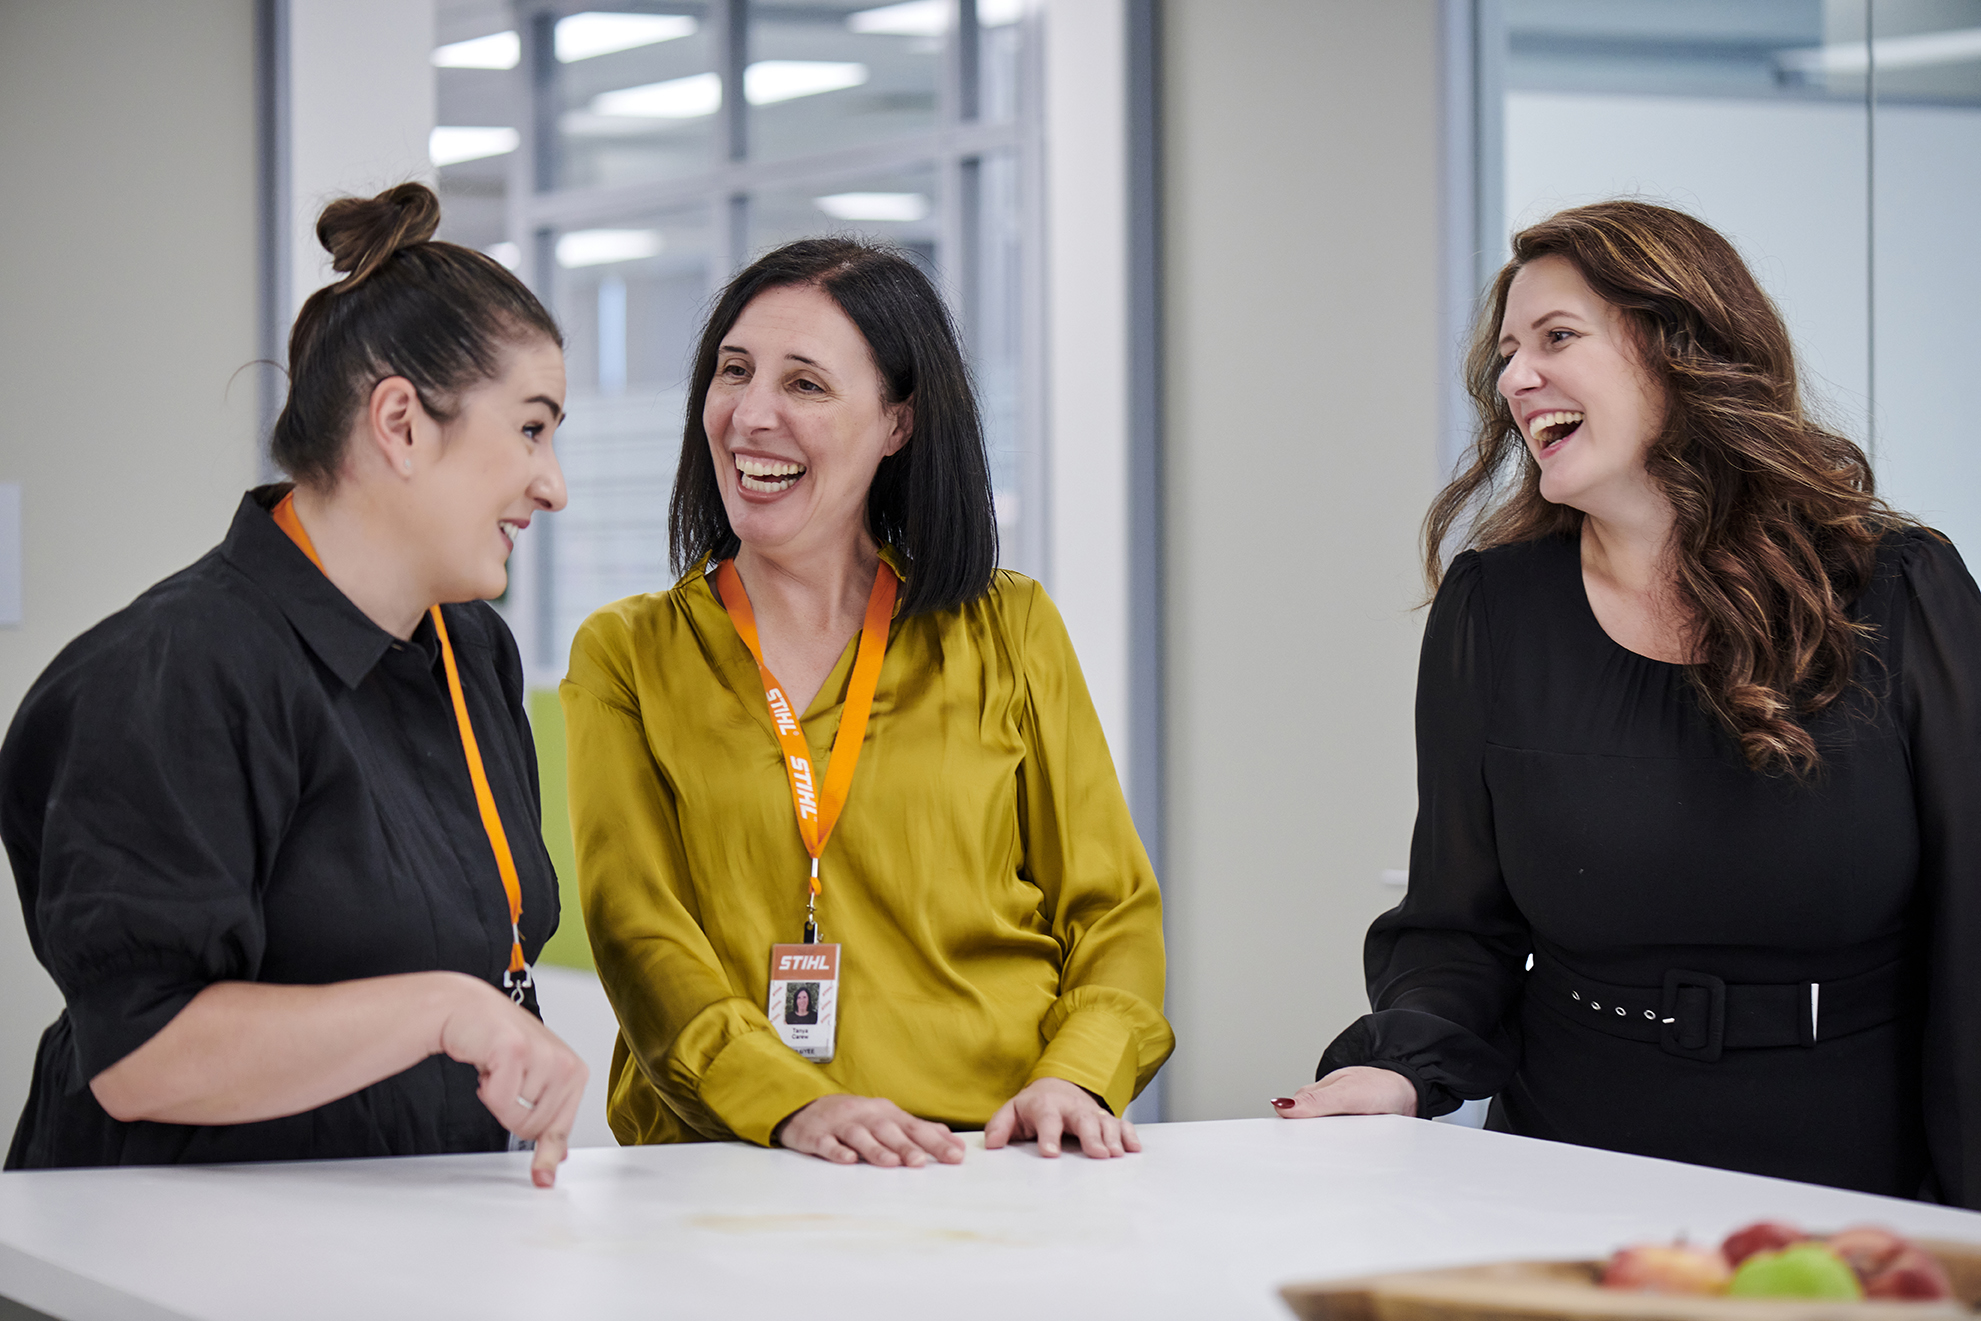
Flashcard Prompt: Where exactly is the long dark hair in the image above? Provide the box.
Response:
[271,183,562,486]
[669,238,998,617]
[1427,200,1912,777]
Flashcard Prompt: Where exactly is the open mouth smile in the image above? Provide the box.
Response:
[1530,410,1584,455]
[737,454,806,495]
[498,519,528,553]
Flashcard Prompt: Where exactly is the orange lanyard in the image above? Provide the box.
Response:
[714,557,897,942]
[271,493,528,981]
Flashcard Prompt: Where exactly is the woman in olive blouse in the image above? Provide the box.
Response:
[563,239,1171,1166]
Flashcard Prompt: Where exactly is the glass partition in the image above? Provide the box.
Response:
[1486,0,1981,552]
[444,1,1043,682]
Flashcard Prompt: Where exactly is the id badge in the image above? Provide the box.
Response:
[768,943,840,1062]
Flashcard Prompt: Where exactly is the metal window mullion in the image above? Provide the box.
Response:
[256,0,291,481]
[954,0,982,124]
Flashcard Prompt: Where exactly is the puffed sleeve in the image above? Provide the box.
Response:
[1895,531,1981,1209]
[1008,580,1174,1116]
[561,610,839,1147]
[0,614,285,1085]
[1315,551,1529,1117]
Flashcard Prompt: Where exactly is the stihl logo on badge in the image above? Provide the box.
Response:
[768,943,840,1062]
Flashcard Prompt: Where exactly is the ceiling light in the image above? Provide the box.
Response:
[848,0,945,36]
[430,126,520,166]
[485,242,522,270]
[592,71,723,118]
[745,61,869,104]
[432,30,520,69]
[814,192,930,222]
[847,0,1019,34]
[1776,25,1981,76]
[556,12,697,62]
[591,62,869,118]
[556,229,664,267]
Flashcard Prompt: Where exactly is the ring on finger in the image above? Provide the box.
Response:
[515,1095,536,1111]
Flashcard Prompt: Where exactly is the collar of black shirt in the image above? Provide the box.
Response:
[222,485,414,690]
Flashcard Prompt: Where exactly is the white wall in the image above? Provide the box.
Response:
[0,0,261,1134]
[1161,0,1444,1120]
[285,0,436,318]
[1041,0,1132,765]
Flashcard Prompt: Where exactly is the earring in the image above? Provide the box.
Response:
[402,459,413,473]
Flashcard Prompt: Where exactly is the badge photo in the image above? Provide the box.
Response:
[768,943,840,1062]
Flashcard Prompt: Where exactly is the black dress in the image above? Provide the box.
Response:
[1319,529,1981,1206]
[0,487,559,1169]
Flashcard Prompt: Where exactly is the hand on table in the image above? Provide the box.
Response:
[1271,1065,1417,1119]
[436,976,589,1188]
[984,1076,1139,1159]
[777,1094,967,1167]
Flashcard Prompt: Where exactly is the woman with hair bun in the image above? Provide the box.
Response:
[0,183,587,1186]
[1277,200,1981,1206]
[562,238,1170,1166]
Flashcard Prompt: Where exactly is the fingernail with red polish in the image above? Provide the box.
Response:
[1270,1098,1296,1109]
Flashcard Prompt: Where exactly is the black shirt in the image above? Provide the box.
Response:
[1320,529,1981,1205]
[1,487,559,1169]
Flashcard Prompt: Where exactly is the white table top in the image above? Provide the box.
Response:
[3,1117,1978,1321]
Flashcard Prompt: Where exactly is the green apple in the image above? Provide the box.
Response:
[1728,1243,1864,1300]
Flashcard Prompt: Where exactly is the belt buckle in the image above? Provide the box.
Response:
[1660,969,1725,1062]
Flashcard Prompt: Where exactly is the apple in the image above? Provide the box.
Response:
[1603,1244,1733,1295]
[1862,1246,1954,1301]
[1721,1221,1809,1268]
[1727,1243,1864,1300]
[1825,1226,1909,1279]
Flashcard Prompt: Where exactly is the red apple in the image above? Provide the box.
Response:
[1721,1221,1809,1268]
[1862,1246,1954,1301]
[1604,1245,1734,1295]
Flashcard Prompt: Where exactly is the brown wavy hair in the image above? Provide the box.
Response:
[1425,200,1911,777]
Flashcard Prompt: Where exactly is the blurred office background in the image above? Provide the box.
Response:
[0,0,1976,1145]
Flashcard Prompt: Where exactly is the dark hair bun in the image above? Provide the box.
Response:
[316,182,442,292]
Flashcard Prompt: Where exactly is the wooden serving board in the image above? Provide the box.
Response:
[1282,1240,1981,1321]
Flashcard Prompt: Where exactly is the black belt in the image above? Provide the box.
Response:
[1529,951,1909,1063]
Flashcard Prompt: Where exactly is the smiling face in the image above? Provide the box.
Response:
[703,283,911,559]
[1497,254,1667,518]
[411,336,568,602]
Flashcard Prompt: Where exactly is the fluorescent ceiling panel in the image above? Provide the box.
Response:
[557,229,665,267]
[430,126,520,166]
[591,62,869,118]
[848,0,945,35]
[556,12,697,62]
[745,61,869,104]
[846,0,1019,34]
[432,30,519,69]
[1777,25,1981,75]
[592,71,722,118]
[813,192,931,222]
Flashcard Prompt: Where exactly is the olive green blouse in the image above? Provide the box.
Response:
[560,559,1173,1147]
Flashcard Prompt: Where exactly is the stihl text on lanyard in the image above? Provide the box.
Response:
[713,556,896,943]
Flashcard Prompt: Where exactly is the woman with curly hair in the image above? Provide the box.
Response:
[1275,200,1981,1205]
